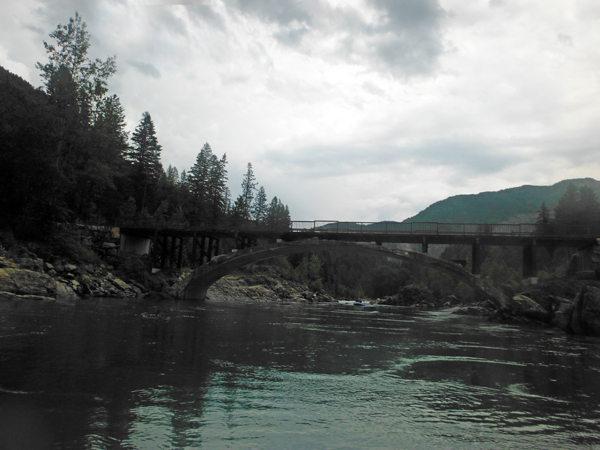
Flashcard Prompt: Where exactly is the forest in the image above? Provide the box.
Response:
[0,13,291,235]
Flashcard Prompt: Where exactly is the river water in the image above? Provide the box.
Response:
[1,298,599,449]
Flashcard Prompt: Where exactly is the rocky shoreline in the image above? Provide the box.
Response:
[0,252,146,302]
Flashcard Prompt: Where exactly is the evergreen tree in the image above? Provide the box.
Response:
[535,202,552,235]
[265,196,291,228]
[207,153,228,225]
[229,195,247,226]
[166,165,179,185]
[128,112,163,180]
[127,111,163,211]
[266,196,280,228]
[553,183,600,235]
[188,143,215,222]
[240,163,257,220]
[577,186,600,233]
[554,183,579,234]
[252,185,268,223]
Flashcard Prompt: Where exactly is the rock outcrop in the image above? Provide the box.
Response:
[202,272,334,303]
[490,279,600,336]
[0,252,144,301]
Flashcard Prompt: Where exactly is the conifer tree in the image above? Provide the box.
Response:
[166,165,179,185]
[127,111,163,211]
[240,163,257,220]
[207,153,228,225]
[252,185,268,223]
[535,202,552,235]
[554,183,579,234]
[128,112,163,180]
[577,186,600,233]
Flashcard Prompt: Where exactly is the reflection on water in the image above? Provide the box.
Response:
[1,299,599,449]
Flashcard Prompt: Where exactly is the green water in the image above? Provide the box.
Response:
[0,298,599,449]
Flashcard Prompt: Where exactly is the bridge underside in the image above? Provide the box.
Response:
[183,240,508,309]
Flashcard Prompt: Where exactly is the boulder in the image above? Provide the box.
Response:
[0,268,17,292]
[550,297,574,333]
[0,268,56,297]
[64,264,77,273]
[571,286,600,336]
[56,282,78,301]
[505,294,551,322]
[0,257,18,269]
[111,278,132,291]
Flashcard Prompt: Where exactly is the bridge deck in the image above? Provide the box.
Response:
[118,219,598,248]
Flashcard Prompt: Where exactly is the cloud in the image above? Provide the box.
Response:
[4,0,600,222]
[365,0,446,76]
[489,0,506,7]
[223,0,447,78]
[186,4,226,29]
[227,0,316,28]
[557,33,574,46]
[127,60,161,78]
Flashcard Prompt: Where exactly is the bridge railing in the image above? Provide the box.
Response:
[115,218,598,238]
[289,221,585,237]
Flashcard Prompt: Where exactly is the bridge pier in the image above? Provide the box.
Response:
[522,239,537,278]
[190,234,221,268]
[236,235,257,250]
[421,237,428,254]
[472,239,481,275]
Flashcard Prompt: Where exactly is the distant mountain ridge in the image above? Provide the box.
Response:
[402,178,600,224]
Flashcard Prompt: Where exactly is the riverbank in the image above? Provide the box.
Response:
[0,242,333,304]
[2,240,599,337]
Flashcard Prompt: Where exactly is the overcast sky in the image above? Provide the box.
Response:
[2,0,599,221]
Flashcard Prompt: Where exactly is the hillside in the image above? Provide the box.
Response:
[402,178,600,224]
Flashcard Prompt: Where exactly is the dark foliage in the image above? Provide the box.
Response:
[0,13,291,235]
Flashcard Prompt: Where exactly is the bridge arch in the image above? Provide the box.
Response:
[183,240,507,308]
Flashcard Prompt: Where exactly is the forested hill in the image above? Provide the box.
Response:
[403,178,600,224]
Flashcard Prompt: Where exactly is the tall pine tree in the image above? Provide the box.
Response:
[240,163,257,220]
[252,185,268,223]
[127,111,163,212]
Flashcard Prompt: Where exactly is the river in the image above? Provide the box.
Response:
[0,298,599,449]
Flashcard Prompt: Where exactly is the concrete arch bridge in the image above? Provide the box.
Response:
[183,240,508,308]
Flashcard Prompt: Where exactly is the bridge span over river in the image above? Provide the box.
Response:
[181,240,510,305]
[119,219,599,287]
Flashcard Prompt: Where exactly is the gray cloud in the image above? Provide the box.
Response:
[127,60,161,78]
[22,23,46,35]
[262,136,517,181]
[227,0,317,27]
[273,23,311,47]
[223,0,446,78]
[366,0,446,76]
[557,33,574,46]
[410,139,520,174]
[185,4,226,30]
